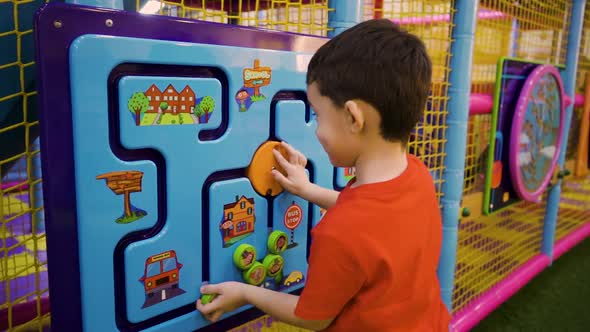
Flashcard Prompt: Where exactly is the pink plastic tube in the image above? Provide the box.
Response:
[0,297,50,330]
[554,222,590,260]
[0,181,29,191]
[391,9,507,25]
[451,222,590,331]
[574,93,585,108]
[469,93,494,115]
[450,254,550,332]
[467,93,584,116]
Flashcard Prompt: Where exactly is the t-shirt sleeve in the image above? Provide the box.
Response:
[294,230,365,320]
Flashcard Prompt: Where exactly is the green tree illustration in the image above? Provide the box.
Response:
[194,103,205,123]
[159,101,169,112]
[128,92,149,126]
[198,96,215,123]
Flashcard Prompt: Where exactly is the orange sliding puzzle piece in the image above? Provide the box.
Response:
[247,141,289,197]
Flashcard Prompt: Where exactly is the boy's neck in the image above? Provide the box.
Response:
[351,140,408,188]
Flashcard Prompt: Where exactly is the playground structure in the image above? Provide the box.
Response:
[1,0,589,331]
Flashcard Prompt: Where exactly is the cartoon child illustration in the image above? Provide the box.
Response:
[534,105,546,139]
[276,235,287,252]
[235,89,250,112]
[536,79,547,103]
[249,266,265,284]
[269,258,283,275]
[242,250,254,267]
[532,99,557,183]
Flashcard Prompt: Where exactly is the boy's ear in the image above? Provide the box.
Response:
[343,100,365,134]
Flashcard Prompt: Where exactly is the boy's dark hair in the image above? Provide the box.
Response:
[307,19,432,143]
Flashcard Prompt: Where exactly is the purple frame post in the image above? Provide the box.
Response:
[508,64,566,203]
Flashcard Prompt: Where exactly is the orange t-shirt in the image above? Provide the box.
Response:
[294,154,451,331]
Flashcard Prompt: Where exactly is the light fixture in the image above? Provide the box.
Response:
[140,0,163,15]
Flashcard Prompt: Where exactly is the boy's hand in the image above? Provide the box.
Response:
[272,141,311,197]
[196,282,247,323]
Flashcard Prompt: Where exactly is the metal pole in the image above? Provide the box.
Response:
[542,0,587,263]
[438,0,479,311]
[327,0,363,38]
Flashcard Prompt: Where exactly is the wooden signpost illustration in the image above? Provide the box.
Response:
[96,170,147,224]
[243,59,272,101]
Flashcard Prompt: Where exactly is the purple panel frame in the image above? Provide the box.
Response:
[508,64,565,203]
[33,3,326,331]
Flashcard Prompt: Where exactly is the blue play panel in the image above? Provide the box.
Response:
[35,3,350,331]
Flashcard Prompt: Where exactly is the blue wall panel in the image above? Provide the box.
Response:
[36,3,338,330]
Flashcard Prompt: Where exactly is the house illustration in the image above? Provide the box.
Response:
[220,195,256,247]
[144,84,196,114]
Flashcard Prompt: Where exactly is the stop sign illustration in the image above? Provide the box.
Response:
[284,202,302,230]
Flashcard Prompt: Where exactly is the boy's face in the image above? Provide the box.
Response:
[307,82,358,167]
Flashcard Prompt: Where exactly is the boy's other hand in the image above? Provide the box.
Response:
[272,141,311,196]
[196,282,247,323]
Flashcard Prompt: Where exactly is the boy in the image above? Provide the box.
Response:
[197,19,451,331]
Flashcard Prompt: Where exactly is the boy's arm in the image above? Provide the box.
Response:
[197,223,363,330]
[197,282,333,331]
[300,182,340,210]
[243,283,334,330]
[272,142,340,210]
